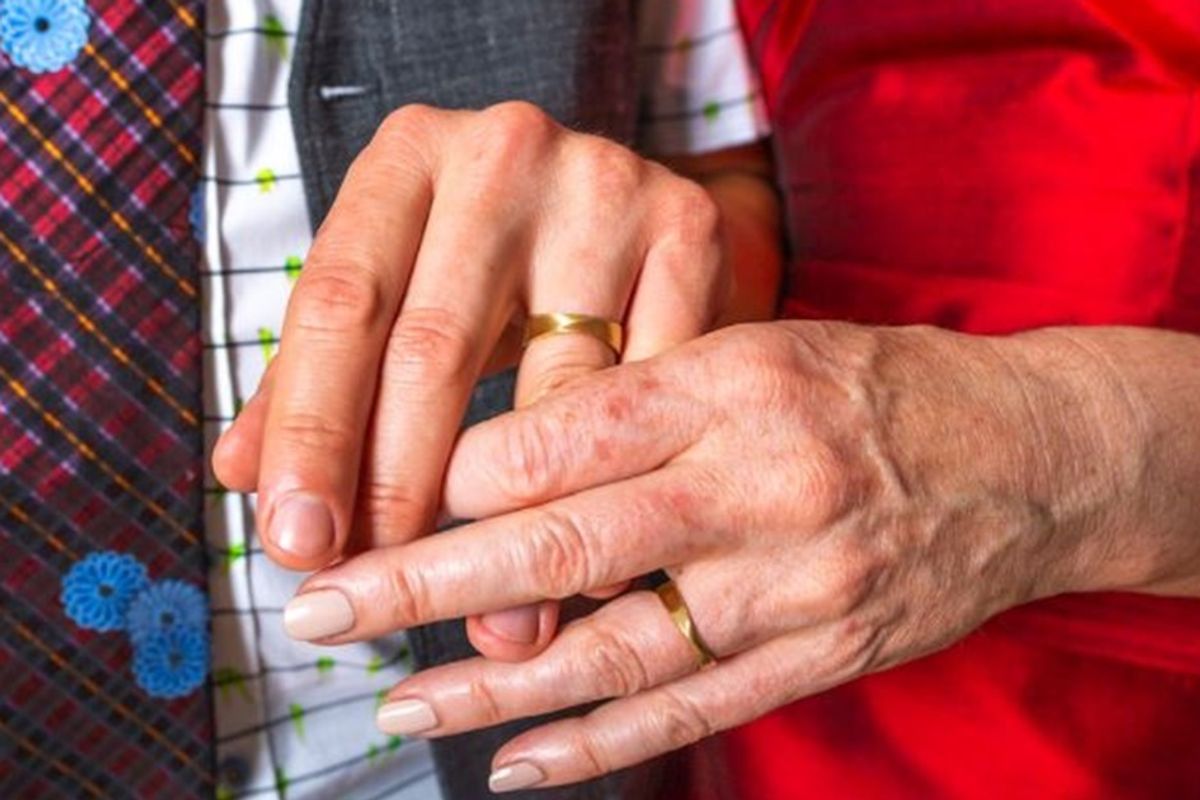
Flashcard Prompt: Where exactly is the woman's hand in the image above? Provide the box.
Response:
[278,320,1200,791]
[209,101,780,658]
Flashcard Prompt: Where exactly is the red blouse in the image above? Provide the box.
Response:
[718,1,1200,795]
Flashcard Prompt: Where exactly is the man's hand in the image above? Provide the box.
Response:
[276,320,1200,790]
[209,102,780,659]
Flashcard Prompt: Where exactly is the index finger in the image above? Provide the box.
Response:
[442,354,703,521]
[257,106,442,570]
[282,465,718,643]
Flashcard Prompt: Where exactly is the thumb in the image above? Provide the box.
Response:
[211,360,278,492]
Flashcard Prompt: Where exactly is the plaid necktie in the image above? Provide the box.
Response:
[0,1,212,796]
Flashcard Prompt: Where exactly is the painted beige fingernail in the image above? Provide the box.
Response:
[283,589,354,640]
[376,699,438,736]
[272,492,335,559]
[488,762,545,793]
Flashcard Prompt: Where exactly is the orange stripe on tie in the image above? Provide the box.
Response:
[0,92,198,299]
[0,365,199,546]
[0,229,199,428]
[0,718,107,799]
[0,497,77,557]
[169,0,199,30]
[7,617,208,778]
[83,43,196,167]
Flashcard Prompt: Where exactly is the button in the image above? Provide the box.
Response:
[217,754,250,790]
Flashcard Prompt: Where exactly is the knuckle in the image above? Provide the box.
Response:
[652,688,713,749]
[464,673,505,726]
[380,103,439,140]
[815,541,885,620]
[525,508,593,597]
[385,307,477,387]
[274,411,355,454]
[479,101,556,149]
[569,136,644,197]
[743,323,799,375]
[291,268,386,336]
[578,624,652,698]
[799,443,854,523]
[361,106,436,184]
[464,102,558,187]
[357,481,432,537]
[566,723,612,778]
[384,564,433,627]
[706,326,802,409]
[496,416,563,504]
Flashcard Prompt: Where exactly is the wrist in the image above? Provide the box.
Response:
[1017,328,1200,596]
[1001,327,1200,596]
[865,324,1141,600]
[994,330,1143,594]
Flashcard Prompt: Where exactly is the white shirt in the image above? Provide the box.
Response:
[200,3,768,798]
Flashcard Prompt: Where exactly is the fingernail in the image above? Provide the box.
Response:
[283,589,354,640]
[376,698,438,736]
[488,761,545,793]
[481,604,541,645]
[272,492,335,559]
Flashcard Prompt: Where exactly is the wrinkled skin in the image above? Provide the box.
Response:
[287,319,1200,789]
[212,101,780,660]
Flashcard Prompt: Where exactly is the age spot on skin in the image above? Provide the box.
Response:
[662,485,703,531]
[603,393,632,422]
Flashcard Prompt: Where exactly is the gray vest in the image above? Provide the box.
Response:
[291,0,640,227]
[288,4,677,798]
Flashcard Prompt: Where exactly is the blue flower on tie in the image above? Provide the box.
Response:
[126,579,208,645]
[132,626,210,699]
[0,0,90,74]
[61,551,149,632]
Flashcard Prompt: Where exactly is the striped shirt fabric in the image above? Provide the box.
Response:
[201,2,768,799]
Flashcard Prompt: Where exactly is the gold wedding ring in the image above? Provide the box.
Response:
[655,580,716,669]
[523,312,624,356]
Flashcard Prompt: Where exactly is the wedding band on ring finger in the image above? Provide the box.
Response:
[377,589,721,740]
[523,312,624,357]
[655,579,717,669]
